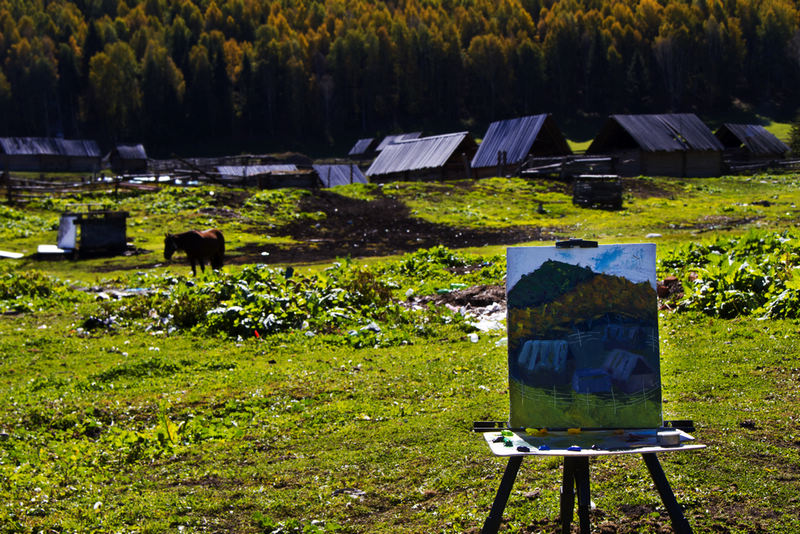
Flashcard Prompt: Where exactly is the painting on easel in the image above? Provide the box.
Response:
[507,244,661,429]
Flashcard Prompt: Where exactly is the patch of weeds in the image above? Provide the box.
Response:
[91,357,182,383]
[377,245,505,296]
[253,513,343,533]
[119,185,216,215]
[661,229,800,318]
[0,267,89,313]
[0,204,58,239]
[242,188,325,228]
[87,254,480,347]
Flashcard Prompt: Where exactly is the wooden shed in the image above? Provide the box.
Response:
[366,132,477,183]
[56,208,129,256]
[109,144,148,174]
[312,164,367,187]
[587,114,724,177]
[0,137,102,173]
[714,123,789,161]
[471,114,572,178]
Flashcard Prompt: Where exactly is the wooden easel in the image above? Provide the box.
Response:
[485,239,705,532]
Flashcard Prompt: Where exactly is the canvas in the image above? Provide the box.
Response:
[506,244,662,429]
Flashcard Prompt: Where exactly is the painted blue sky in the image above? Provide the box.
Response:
[507,244,657,293]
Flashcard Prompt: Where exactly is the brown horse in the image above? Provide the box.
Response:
[164,229,225,275]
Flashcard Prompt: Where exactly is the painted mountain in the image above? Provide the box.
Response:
[506,245,661,429]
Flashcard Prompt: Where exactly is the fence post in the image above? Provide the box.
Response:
[2,170,11,204]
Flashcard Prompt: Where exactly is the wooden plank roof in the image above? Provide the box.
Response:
[715,124,789,156]
[471,114,571,168]
[216,164,298,179]
[348,138,377,156]
[0,137,101,158]
[312,164,367,187]
[588,114,724,153]
[366,132,473,176]
[113,144,148,160]
[375,132,422,152]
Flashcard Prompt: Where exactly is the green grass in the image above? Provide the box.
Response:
[567,139,592,153]
[762,120,792,143]
[2,175,800,532]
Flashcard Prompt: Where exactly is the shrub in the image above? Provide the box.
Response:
[0,268,88,312]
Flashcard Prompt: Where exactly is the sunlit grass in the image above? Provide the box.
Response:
[3,174,800,532]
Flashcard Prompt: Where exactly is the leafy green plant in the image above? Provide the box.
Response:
[242,188,325,227]
[0,268,89,312]
[119,185,215,215]
[663,229,800,318]
[83,248,487,346]
[0,205,58,238]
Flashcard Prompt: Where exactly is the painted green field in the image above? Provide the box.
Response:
[1,174,800,533]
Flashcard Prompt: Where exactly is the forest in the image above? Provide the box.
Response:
[0,0,799,156]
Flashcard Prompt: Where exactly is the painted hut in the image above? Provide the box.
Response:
[109,144,148,174]
[602,349,658,394]
[471,114,572,178]
[366,132,478,183]
[313,164,367,187]
[0,137,102,173]
[586,114,724,177]
[714,123,789,161]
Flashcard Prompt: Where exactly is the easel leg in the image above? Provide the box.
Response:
[574,458,591,533]
[482,456,523,534]
[642,453,693,534]
[560,458,576,534]
[561,457,591,534]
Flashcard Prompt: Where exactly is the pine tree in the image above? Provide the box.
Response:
[789,114,800,156]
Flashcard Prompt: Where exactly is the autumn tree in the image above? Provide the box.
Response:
[88,41,141,139]
[141,42,185,148]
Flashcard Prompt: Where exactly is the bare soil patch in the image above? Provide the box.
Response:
[622,178,682,199]
[230,189,560,265]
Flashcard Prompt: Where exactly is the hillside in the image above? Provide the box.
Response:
[0,0,797,154]
[507,258,596,309]
[507,267,657,353]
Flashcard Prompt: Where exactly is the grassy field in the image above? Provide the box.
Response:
[2,174,800,533]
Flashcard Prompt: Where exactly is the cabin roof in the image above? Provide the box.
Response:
[471,114,571,168]
[375,132,422,152]
[588,114,724,153]
[366,132,473,176]
[348,138,377,156]
[113,144,148,160]
[0,137,102,158]
[715,123,789,156]
[312,164,367,187]
[216,164,298,178]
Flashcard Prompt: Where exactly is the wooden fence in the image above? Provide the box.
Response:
[0,173,157,204]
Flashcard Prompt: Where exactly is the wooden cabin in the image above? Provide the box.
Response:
[366,132,477,183]
[0,137,102,173]
[587,114,724,177]
[714,123,789,162]
[471,114,572,178]
[109,144,148,174]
